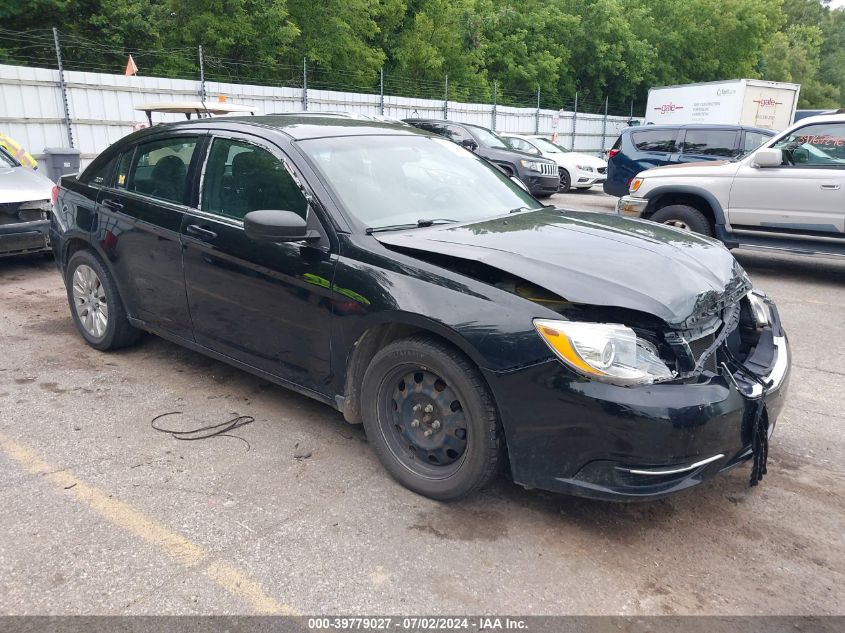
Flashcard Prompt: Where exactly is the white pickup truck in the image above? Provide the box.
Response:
[616,112,845,257]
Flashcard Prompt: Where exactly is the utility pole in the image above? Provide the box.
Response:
[52,27,74,148]
[198,45,206,103]
[443,74,448,120]
[302,57,308,111]
[379,67,384,115]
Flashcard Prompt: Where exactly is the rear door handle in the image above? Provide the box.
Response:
[820,183,841,190]
[102,198,123,211]
[186,224,218,241]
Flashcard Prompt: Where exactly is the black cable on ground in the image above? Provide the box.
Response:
[150,411,254,451]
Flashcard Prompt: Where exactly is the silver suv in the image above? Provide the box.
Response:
[617,112,845,257]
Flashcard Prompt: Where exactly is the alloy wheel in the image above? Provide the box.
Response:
[71,264,109,338]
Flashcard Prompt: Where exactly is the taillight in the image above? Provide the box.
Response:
[51,185,59,207]
[608,148,620,159]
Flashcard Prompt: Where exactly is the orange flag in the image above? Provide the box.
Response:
[125,55,138,76]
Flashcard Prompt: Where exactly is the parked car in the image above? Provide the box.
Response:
[604,124,775,197]
[0,145,54,257]
[403,119,560,197]
[52,114,789,501]
[501,133,607,192]
[616,113,845,257]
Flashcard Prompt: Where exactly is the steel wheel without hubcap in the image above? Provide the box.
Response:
[379,367,469,479]
[71,264,109,339]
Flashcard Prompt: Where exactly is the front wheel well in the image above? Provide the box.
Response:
[340,323,489,426]
[648,193,717,229]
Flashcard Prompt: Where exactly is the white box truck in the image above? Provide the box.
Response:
[644,79,800,131]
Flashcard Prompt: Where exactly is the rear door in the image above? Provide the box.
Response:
[180,133,337,391]
[676,128,739,164]
[728,120,845,235]
[94,134,201,339]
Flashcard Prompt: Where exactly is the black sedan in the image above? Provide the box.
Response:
[50,115,790,501]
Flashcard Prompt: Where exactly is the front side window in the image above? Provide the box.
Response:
[631,129,679,153]
[681,129,738,157]
[445,125,472,145]
[467,125,508,149]
[201,138,307,220]
[530,137,564,153]
[772,122,845,167]
[127,137,198,204]
[300,134,538,229]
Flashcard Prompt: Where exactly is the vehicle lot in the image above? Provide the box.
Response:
[1,191,844,615]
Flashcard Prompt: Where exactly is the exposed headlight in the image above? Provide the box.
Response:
[576,164,594,172]
[746,290,770,328]
[534,319,675,386]
[519,159,544,172]
[629,177,644,193]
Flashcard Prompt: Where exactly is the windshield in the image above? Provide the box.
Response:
[0,146,18,167]
[300,135,539,229]
[531,137,565,153]
[468,126,508,149]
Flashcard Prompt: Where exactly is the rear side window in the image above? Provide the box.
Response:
[631,129,678,153]
[201,138,307,220]
[743,130,772,153]
[127,137,199,204]
[681,129,738,157]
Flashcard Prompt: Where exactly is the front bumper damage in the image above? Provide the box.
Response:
[0,200,51,257]
[484,297,790,501]
[616,194,648,218]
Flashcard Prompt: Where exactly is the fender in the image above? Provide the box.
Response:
[642,184,728,227]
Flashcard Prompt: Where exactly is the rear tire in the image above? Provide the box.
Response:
[650,204,713,236]
[361,336,504,501]
[65,249,141,351]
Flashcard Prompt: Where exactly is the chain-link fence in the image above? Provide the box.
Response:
[0,27,642,167]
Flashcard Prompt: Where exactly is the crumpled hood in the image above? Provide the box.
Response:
[0,166,54,205]
[375,209,750,326]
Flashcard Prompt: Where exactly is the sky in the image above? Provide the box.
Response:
[829,0,845,9]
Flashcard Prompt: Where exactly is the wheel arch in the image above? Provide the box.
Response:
[644,185,727,228]
[339,315,495,427]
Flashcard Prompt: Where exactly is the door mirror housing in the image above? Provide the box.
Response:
[460,138,478,152]
[244,209,316,242]
[753,148,783,168]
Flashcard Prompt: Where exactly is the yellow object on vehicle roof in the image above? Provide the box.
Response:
[0,133,38,169]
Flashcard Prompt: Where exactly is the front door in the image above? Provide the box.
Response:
[180,134,337,392]
[729,120,845,235]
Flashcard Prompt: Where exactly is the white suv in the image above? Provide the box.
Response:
[617,112,845,256]
[502,134,608,192]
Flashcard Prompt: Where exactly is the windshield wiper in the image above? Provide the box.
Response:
[366,218,457,234]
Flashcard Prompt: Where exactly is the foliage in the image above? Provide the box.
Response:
[1,0,843,110]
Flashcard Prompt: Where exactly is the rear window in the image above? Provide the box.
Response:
[681,129,738,157]
[631,129,678,153]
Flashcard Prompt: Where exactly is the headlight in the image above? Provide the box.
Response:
[519,159,544,172]
[534,319,675,386]
[576,164,594,172]
[629,177,644,193]
[746,290,770,328]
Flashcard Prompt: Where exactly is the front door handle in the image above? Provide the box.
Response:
[820,183,841,190]
[102,198,123,211]
[186,224,218,241]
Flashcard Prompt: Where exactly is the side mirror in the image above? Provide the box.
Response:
[793,147,810,164]
[244,209,315,242]
[460,138,478,152]
[753,148,783,168]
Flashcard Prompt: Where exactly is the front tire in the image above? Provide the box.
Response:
[650,204,713,236]
[361,336,504,500]
[558,168,571,193]
[65,250,140,351]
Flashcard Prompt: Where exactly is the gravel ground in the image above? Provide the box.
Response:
[1,194,843,616]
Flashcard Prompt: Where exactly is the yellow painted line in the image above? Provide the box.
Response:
[0,432,297,615]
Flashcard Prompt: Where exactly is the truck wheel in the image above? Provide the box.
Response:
[65,250,141,351]
[650,205,713,236]
[558,168,571,193]
[360,336,505,501]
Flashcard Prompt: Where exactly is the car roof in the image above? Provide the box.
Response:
[624,123,775,134]
[789,112,845,127]
[404,118,496,133]
[129,113,426,141]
